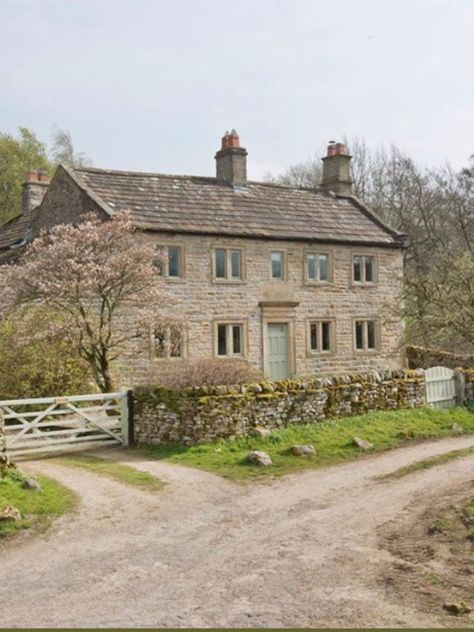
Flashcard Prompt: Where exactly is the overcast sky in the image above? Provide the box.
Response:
[1,0,473,179]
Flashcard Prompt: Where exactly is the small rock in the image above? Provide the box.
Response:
[246,450,272,467]
[21,478,42,491]
[0,505,21,522]
[249,426,272,438]
[292,444,316,457]
[443,602,471,615]
[450,423,463,434]
[352,436,374,450]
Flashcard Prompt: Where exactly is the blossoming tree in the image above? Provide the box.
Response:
[0,212,166,392]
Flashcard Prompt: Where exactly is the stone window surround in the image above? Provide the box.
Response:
[156,242,186,283]
[269,248,288,282]
[306,317,337,356]
[303,247,334,286]
[149,323,188,361]
[211,245,246,284]
[351,251,378,287]
[213,319,249,358]
[352,317,380,353]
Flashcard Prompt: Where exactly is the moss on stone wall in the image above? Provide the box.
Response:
[134,369,429,446]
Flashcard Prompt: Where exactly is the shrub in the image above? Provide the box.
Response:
[0,308,94,399]
[145,358,263,388]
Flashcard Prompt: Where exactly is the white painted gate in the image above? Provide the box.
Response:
[0,391,130,459]
[425,366,456,409]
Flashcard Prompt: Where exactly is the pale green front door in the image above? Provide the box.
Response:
[267,323,289,380]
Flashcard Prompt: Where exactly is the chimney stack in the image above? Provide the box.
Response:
[22,169,50,215]
[321,142,353,195]
[215,129,247,187]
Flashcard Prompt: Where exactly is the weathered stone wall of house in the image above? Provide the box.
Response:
[116,232,405,386]
[134,369,425,445]
[35,166,107,233]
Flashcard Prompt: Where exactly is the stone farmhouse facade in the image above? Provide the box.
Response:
[0,131,407,382]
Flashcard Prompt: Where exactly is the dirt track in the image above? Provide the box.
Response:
[1,435,474,628]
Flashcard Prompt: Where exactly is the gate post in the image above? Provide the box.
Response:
[120,391,130,446]
[454,368,465,406]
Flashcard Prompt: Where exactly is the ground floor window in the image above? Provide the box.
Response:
[152,324,183,359]
[215,322,245,357]
[354,319,378,351]
[308,319,334,353]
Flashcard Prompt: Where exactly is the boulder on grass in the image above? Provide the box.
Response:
[0,505,21,522]
[246,450,272,467]
[352,436,374,451]
[250,426,272,438]
[22,478,42,491]
[292,444,316,457]
[450,423,463,434]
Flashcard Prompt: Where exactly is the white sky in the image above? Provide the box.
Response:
[1,0,473,179]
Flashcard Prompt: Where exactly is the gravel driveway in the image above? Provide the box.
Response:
[1,435,474,628]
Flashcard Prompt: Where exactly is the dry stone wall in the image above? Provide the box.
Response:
[134,369,426,446]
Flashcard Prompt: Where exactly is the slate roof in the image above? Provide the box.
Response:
[68,166,404,247]
[0,211,36,264]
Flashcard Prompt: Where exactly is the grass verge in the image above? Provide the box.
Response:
[54,454,164,491]
[144,407,474,481]
[381,445,474,480]
[0,468,77,539]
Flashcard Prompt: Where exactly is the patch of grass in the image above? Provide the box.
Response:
[54,454,164,491]
[144,407,474,481]
[0,468,77,538]
[381,446,474,480]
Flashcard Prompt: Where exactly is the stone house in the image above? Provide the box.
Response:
[1,131,407,382]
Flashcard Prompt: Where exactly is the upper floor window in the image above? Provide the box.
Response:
[216,322,245,357]
[306,252,330,283]
[156,244,184,279]
[213,247,243,281]
[152,324,183,359]
[270,251,284,280]
[354,319,378,351]
[353,254,376,284]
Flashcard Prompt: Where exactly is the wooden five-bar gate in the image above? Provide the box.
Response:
[0,391,132,459]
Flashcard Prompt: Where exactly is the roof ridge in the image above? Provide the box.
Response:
[72,165,329,195]
[72,165,218,183]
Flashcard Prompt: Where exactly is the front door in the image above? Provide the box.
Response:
[267,323,289,380]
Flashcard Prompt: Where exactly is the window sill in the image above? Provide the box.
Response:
[304,280,334,287]
[307,350,335,357]
[212,279,246,285]
[354,348,379,354]
[163,276,186,284]
[351,282,377,288]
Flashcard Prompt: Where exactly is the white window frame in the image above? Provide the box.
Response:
[214,320,247,358]
[352,253,377,285]
[156,243,185,281]
[212,247,245,283]
[307,318,335,355]
[150,324,185,360]
[269,250,286,281]
[353,319,379,352]
[304,250,332,284]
